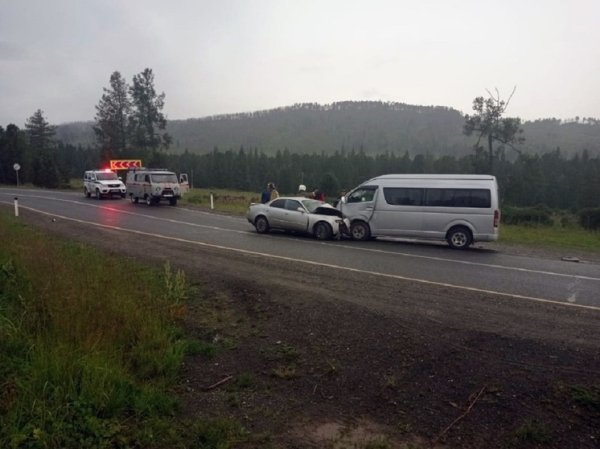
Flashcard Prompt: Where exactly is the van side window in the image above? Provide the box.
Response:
[383,188,423,206]
[423,189,491,208]
[347,187,377,203]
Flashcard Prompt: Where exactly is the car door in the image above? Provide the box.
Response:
[267,199,288,228]
[339,186,378,224]
[282,199,309,232]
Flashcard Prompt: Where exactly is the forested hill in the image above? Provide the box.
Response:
[56,101,600,156]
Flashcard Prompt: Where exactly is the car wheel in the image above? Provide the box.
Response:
[145,195,153,206]
[314,222,333,240]
[447,226,472,249]
[96,189,102,199]
[350,221,370,241]
[255,216,269,234]
[84,187,90,198]
[130,195,138,204]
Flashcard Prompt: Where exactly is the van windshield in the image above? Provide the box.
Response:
[347,186,377,203]
[151,173,178,183]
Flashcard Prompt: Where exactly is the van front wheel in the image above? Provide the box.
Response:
[350,221,370,241]
[447,226,472,249]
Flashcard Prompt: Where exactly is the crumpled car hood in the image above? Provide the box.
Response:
[314,206,343,218]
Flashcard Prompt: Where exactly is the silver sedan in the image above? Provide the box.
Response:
[247,197,349,240]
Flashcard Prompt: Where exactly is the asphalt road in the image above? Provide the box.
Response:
[2,188,599,310]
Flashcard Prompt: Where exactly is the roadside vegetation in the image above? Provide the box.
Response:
[500,206,600,251]
[0,210,244,449]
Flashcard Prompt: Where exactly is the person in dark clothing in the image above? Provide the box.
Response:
[260,184,271,203]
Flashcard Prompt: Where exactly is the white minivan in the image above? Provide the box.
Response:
[338,174,500,249]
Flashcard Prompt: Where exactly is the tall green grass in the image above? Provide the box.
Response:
[499,224,600,251]
[181,188,260,214]
[0,211,244,448]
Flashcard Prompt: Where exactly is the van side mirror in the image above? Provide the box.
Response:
[340,196,347,204]
[296,207,305,213]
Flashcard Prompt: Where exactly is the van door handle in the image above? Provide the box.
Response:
[365,207,373,210]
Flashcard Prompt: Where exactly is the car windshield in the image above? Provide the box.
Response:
[301,199,325,213]
[151,173,178,183]
[96,172,118,181]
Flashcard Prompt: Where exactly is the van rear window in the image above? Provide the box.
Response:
[383,188,491,208]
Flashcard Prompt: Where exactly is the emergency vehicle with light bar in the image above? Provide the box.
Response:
[83,169,126,199]
[125,167,181,206]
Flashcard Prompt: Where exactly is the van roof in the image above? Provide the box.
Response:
[365,174,496,182]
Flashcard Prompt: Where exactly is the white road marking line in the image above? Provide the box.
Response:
[320,240,600,282]
[6,202,600,313]
[2,192,599,282]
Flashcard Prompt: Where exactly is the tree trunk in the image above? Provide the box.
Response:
[488,134,494,174]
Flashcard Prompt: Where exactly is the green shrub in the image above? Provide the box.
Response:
[579,208,600,230]
[502,205,553,226]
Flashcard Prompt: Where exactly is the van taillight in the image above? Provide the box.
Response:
[494,210,500,228]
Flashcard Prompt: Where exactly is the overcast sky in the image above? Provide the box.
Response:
[1,0,599,127]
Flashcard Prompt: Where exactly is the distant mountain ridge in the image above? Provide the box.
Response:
[55,101,600,156]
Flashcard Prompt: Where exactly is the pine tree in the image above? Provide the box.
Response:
[25,109,60,188]
[129,68,171,162]
[94,71,131,161]
[0,125,27,184]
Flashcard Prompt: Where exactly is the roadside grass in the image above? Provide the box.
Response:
[0,210,245,449]
[510,420,551,445]
[570,385,600,411]
[181,188,260,214]
[499,224,600,252]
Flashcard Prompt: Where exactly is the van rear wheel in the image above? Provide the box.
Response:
[145,195,153,206]
[350,221,370,241]
[447,226,472,249]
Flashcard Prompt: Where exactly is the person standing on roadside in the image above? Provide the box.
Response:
[260,183,271,203]
[269,182,279,200]
[313,188,325,202]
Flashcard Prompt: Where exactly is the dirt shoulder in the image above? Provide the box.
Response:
[18,209,600,449]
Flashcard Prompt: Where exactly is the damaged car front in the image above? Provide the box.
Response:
[247,197,350,240]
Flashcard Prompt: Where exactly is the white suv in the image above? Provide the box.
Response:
[83,169,126,199]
